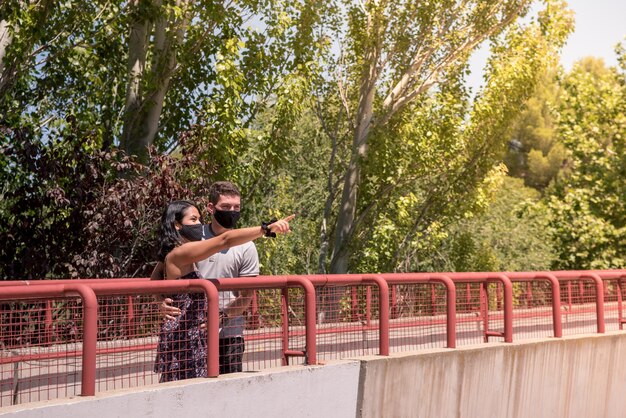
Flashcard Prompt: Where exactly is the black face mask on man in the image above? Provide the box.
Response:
[179,224,205,241]
[213,210,240,229]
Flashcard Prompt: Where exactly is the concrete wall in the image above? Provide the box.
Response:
[4,333,626,418]
[358,332,626,418]
[2,362,361,418]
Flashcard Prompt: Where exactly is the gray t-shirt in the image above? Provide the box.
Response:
[196,224,259,338]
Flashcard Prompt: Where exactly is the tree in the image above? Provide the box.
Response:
[314,0,573,274]
[426,177,557,272]
[504,70,566,189]
[547,55,626,269]
[0,125,215,280]
[0,1,328,161]
[0,0,331,279]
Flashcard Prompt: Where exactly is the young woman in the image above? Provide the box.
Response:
[154,200,293,382]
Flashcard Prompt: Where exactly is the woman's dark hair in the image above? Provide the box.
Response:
[157,200,200,262]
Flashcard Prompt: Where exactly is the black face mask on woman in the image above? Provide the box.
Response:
[179,224,205,241]
[213,210,240,229]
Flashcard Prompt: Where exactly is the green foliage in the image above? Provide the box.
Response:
[0,1,329,157]
[245,109,333,275]
[0,126,111,279]
[0,0,332,278]
[1,1,127,148]
[546,55,626,269]
[0,126,215,279]
[426,177,557,272]
[504,71,566,189]
[335,0,574,273]
[7,0,614,280]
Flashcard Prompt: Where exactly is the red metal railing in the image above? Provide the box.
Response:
[0,284,98,397]
[210,275,317,367]
[437,272,513,343]
[553,272,605,334]
[307,274,389,360]
[1,270,626,407]
[505,272,562,339]
[381,273,456,350]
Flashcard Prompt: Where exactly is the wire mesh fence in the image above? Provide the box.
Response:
[1,271,625,408]
[387,283,450,352]
[0,298,85,406]
[510,281,557,340]
[96,295,160,390]
[601,278,624,332]
[454,282,492,346]
[243,288,307,370]
[559,279,600,335]
[315,284,382,361]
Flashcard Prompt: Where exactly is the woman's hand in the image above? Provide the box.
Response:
[159,298,181,321]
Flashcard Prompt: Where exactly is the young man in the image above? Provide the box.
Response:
[154,181,260,374]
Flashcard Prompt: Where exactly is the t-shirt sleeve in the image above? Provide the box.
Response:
[239,242,260,277]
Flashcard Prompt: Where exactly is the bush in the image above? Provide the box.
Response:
[0,125,215,280]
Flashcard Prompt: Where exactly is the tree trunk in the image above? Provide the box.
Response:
[0,19,14,84]
[121,0,189,162]
[141,0,188,153]
[120,0,150,161]
[330,50,378,274]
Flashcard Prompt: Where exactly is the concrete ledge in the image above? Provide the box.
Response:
[2,360,361,418]
[5,333,626,418]
[357,332,626,418]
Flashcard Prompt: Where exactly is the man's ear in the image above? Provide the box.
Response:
[207,202,215,215]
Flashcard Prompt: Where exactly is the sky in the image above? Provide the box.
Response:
[560,0,626,70]
[468,0,626,91]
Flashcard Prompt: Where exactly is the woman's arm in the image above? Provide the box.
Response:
[165,215,294,278]
[150,261,181,320]
[150,262,164,280]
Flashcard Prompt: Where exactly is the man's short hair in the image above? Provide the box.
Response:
[209,181,241,204]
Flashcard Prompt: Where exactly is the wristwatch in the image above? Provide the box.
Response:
[261,217,278,237]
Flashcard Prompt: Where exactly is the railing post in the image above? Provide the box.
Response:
[543,273,563,338]
[586,273,605,333]
[429,274,456,349]
[480,282,489,343]
[618,278,624,330]
[499,274,514,343]
[281,288,289,366]
[369,275,389,356]
[294,277,317,365]
[63,284,98,397]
